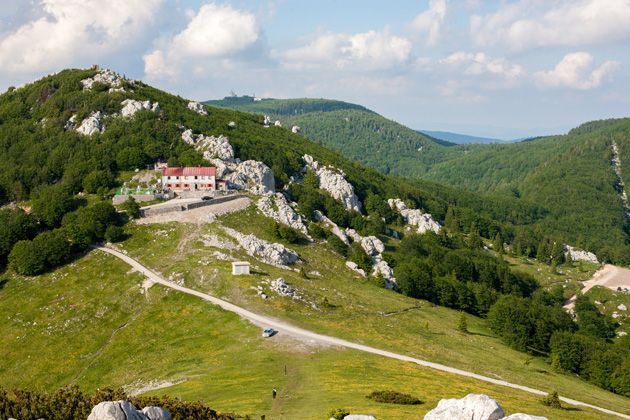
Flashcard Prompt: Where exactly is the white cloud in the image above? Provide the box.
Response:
[471,0,630,51]
[441,52,524,79]
[282,29,412,71]
[534,52,619,90]
[410,0,447,46]
[0,0,162,74]
[144,3,261,79]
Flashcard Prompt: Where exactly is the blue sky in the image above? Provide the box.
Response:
[0,0,629,139]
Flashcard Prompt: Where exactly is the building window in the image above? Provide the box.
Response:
[195,176,198,180]
[167,176,171,180]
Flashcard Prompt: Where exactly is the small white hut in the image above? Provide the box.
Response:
[232,261,250,275]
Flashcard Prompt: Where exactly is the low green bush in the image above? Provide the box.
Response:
[366,390,423,405]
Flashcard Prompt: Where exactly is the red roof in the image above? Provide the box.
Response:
[162,167,216,176]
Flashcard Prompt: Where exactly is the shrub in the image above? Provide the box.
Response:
[121,196,141,219]
[457,312,468,333]
[366,390,423,405]
[83,170,114,194]
[8,240,46,276]
[105,225,125,243]
[328,408,350,420]
[327,234,348,257]
[541,390,562,409]
[308,222,326,239]
[278,224,301,243]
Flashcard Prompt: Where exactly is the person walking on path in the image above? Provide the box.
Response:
[272,388,277,399]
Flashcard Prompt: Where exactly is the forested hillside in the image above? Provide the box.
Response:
[208,96,630,263]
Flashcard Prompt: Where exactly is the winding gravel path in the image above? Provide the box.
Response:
[95,245,629,419]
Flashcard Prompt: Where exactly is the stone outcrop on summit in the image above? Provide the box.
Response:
[121,99,160,117]
[303,154,362,213]
[76,111,104,136]
[81,69,126,92]
[388,198,440,234]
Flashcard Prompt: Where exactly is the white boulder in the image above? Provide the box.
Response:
[76,111,104,136]
[388,198,440,234]
[361,236,385,259]
[618,304,627,311]
[187,101,208,115]
[343,416,376,420]
[373,260,396,289]
[345,228,362,243]
[257,193,308,235]
[303,154,362,213]
[121,99,159,117]
[502,415,547,420]
[346,261,366,277]
[424,394,504,420]
[564,245,599,263]
[81,69,124,90]
[274,120,282,127]
[270,278,300,299]
[224,227,298,268]
[313,210,349,244]
[263,115,271,126]
[141,406,171,420]
[64,114,77,130]
[228,160,275,195]
[87,401,146,420]
[292,125,301,133]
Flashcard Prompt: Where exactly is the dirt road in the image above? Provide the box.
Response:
[564,264,630,310]
[94,245,630,419]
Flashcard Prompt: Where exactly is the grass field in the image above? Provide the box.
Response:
[0,251,618,419]
[1,204,629,418]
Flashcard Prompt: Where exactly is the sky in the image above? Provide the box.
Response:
[0,0,629,139]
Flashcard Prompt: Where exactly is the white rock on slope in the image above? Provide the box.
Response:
[360,236,385,258]
[257,193,308,235]
[270,278,300,298]
[424,394,504,420]
[187,101,208,115]
[223,227,298,268]
[618,304,627,311]
[76,111,104,136]
[141,406,171,420]
[388,198,440,234]
[226,160,275,195]
[303,154,362,213]
[564,245,599,263]
[64,114,77,130]
[313,210,349,244]
[292,125,301,133]
[121,99,159,117]
[81,69,124,90]
[502,415,548,420]
[346,261,366,277]
[87,401,146,420]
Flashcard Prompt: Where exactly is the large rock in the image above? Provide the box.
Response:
[502,415,547,420]
[343,416,376,420]
[346,261,367,277]
[87,401,146,420]
[564,245,599,263]
[81,69,124,90]
[182,129,234,161]
[228,160,275,195]
[76,111,104,136]
[313,210,349,244]
[361,236,385,259]
[224,227,298,268]
[258,193,308,235]
[424,394,504,420]
[187,101,208,115]
[141,406,171,420]
[303,154,362,213]
[373,260,396,289]
[388,198,440,234]
[121,99,159,117]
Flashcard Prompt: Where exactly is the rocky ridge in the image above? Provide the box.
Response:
[121,99,160,117]
[257,193,308,235]
[223,227,298,268]
[388,198,441,234]
[303,154,362,213]
[564,245,599,263]
[76,111,104,136]
[81,68,127,92]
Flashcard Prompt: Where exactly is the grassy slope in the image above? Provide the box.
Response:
[106,206,630,416]
[0,225,622,419]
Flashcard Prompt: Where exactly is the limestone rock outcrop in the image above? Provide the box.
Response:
[269,278,300,299]
[76,111,104,136]
[388,198,440,234]
[257,193,308,235]
[87,401,170,420]
[187,101,208,115]
[502,415,547,420]
[303,154,362,213]
[224,227,298,268]
[564,245,599,263]
[346,261,367,277]
[121,99,159,118]
[182,130,235,161]
[291,125,301,133]
[424,394,504,420]
[81,69,125,91]
[226,160,275,195]
[313,210,349,244]
[343,415,376,420]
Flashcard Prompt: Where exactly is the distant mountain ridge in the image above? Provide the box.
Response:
[419,130,510,144]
